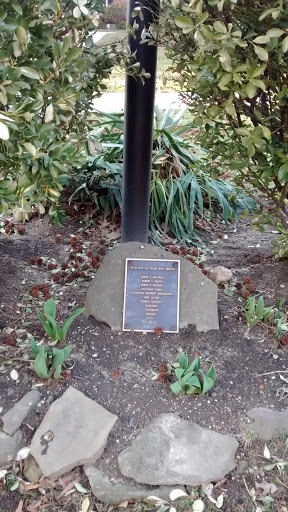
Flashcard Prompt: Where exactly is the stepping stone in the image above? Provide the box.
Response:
[2,390,41,435]
[84,465,187,505]
[0,430,23,467]
[241,407,288,441]
[118,413,238,486]
[85,242,219,332]
[30,387,117,479]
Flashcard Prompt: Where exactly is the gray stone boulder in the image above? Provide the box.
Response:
[30,387,117,479]
[84,465,187,505]
[241,407,288,441]
[118,413,238,486]
[2,390,41,435]
[0,430,23,467]
[85,242,219,332]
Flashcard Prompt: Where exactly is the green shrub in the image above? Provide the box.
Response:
[116,21,127,29]
[102,0,126,25]
[69,108,254,244]
[157,0,288,256]
[0,0,123,222]
[245,296,287,339]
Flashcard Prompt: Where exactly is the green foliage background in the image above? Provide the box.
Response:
[158,0,288,255]
[0,0,121,219]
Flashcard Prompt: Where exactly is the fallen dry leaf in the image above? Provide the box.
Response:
[58,473,74,488]
[14,500,23,512]
[19,482,41,491]
[58,481,75,497]
[118,501,129,508]
[26,499,42,511]
[214,478,227,489]
[256,481,277,496]
[81,497,90,512]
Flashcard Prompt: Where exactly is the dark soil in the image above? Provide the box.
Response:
[0,214,288,512]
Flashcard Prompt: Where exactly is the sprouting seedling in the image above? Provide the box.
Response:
[36,298,84,342]
[31,338,73,380]
[170,352,216,395]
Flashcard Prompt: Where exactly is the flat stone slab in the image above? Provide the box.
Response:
[84,465,186,505]
[0,430,23,467]
[118,413,238,486]
[2,390,41,435]
[30,386,117,479]
[85,242,219,332]
[241,407,288,441]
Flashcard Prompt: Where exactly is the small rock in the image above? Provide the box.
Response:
[23,456,43,483]
[2,390,41,435]
[210,266,233,286]
[30,386,118,479]
[235,460,249,476]
[241,407,288,441]
[84,465,187,505]
[7,388,15,397]
[118,413,238,486]
[0,430,23,467]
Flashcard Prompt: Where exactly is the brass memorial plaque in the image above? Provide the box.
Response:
[123,258,180,333]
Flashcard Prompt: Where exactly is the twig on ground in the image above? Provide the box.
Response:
[254,370,288,377]
[72,374,91,383]
[131,368,153,379]
[242,476,256,510]
[0,357,33,362]
[276,476,288,490]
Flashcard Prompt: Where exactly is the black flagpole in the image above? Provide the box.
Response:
[121,0,158,243]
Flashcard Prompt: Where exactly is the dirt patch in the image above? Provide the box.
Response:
[0,214,288,511]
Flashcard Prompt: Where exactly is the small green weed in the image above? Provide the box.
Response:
[36,298,84,343]
[245,296,287,339]
[170,352,216,395]
[246,295,274,327]
[31,338,73,380]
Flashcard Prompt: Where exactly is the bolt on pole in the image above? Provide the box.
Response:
[121,0,159,243]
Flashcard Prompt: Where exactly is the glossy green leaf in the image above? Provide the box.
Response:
[254,45,268,61]
[23,142,36,157]
[170,380,183,394]
[12,3,22,14]
[187,374,201,388]
[36,308,56,340]
[30,337,41,357]
[175,16,194,31]
[175,367,185,380]
[19,67,40,80]
[0,121,9,140]
[178,352,189,369]
[44,298,56,320]
[206,364,216,383]
[61,307,84,340]
[282,35,288,53]
[202,374,214,394]
[34,348,50,379]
